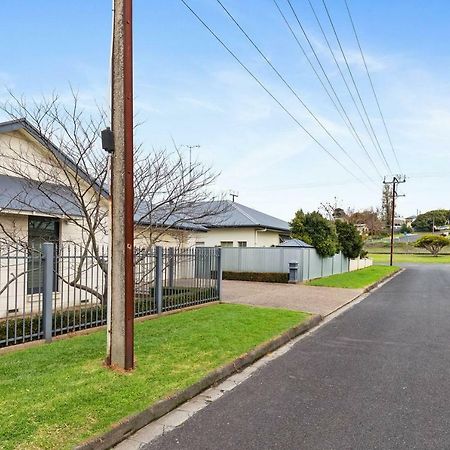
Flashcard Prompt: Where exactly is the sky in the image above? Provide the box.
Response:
[2,0,450,221]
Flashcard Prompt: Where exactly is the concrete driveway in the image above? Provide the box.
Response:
[222,280,363,316]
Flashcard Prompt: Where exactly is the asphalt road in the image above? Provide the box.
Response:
[144,265,450,450]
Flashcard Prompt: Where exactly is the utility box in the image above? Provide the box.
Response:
[288,261,299,284]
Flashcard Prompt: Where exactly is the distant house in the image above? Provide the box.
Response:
[405,215,416,228]
[354,223,369,235]
[393,217,406,231]
[194,201,290,248]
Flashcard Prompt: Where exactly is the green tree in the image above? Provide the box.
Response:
[411,210,450,232]
[414,235,450,256]
[290,210,339,257]
[336,221,364,259]
[399,223,413,234]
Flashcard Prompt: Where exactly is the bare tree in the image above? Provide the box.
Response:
[0,91,227,304]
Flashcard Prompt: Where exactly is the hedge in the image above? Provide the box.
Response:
[223,271,289,283]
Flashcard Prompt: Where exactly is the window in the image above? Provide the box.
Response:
[27,216,60,294]
[220,241,233,248]
[238,241,247,247]
[196,241,205,247]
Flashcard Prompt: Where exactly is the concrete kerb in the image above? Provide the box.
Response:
[75,314,322,450]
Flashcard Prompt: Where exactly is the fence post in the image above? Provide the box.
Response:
[216,248,223,300]
[155,246,163,314]
[42,243,54,343]
[168,247,175,288]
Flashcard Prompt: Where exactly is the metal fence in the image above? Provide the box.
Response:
[0,243,221,348]
[221,247,350,281]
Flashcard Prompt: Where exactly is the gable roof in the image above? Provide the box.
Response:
[199,201,290,232]
[0,118,108,197]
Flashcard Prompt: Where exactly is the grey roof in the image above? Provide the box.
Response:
[0,174,83,217]
[277,238,313,248]
[0,174,207,231]
[199,201,290,232]
[135,205,208,232]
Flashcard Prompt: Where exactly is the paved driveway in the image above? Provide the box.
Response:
[144,265,450,450]
[222,279,363,316]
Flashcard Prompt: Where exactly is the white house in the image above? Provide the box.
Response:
[0,118,206,316]
[193,201,291,248]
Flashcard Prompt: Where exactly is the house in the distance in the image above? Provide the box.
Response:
[194,201,291,247]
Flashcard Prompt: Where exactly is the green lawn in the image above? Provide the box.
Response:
[369,253,450,264]
[306,265,399,289]
[0,304,309,450]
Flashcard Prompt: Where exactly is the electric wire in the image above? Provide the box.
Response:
[179,0,368,185]
[306,0,391,174]
[215,0,377,184]
[321,0,392,173]
[344,0,402,172]
[274,0,383,180]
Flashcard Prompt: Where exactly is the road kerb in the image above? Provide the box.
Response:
[75,314,322,450]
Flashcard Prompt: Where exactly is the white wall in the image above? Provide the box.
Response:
[192,227,284,248]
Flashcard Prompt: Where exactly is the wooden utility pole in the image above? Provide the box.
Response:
[383,175,406,266]
[107,0,135,370]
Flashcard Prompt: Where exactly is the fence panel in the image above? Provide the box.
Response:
[222,247,304,273]
[0,243,220,348]
[0,244,44,347]
[53,244,108,336]
[221,247,351,282]
[161,247,219,312]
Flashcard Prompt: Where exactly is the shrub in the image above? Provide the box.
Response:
[336,221,363,259]
[223,271,288,283]
[414,235,450,256]
[290,210,339,257]
[399,223,413,234]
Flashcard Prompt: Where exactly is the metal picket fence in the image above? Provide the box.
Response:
[0,243,221,348]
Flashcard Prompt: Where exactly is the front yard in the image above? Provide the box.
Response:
[0,304,309,450]
[306,265,399,289]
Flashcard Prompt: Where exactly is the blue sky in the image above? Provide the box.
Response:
[2,0,450,221]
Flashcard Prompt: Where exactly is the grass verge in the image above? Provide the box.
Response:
[306,265,399,289]
[369,253,450,264]
[0,304,309,450]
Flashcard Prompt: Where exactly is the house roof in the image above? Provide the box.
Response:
[199,201,290,232]
[0,118,108,197]
[135,206,208,232]
[0,174,207,232]
[277,238,313,248]
[0,174,83,217]
[0,120,206,232]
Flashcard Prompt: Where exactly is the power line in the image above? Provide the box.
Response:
[214,0,376,184]
[179,0,367,185]
[274,0,383,180]
[306,0,391,174]
[320,0,392,174]
[344,0,402,172]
